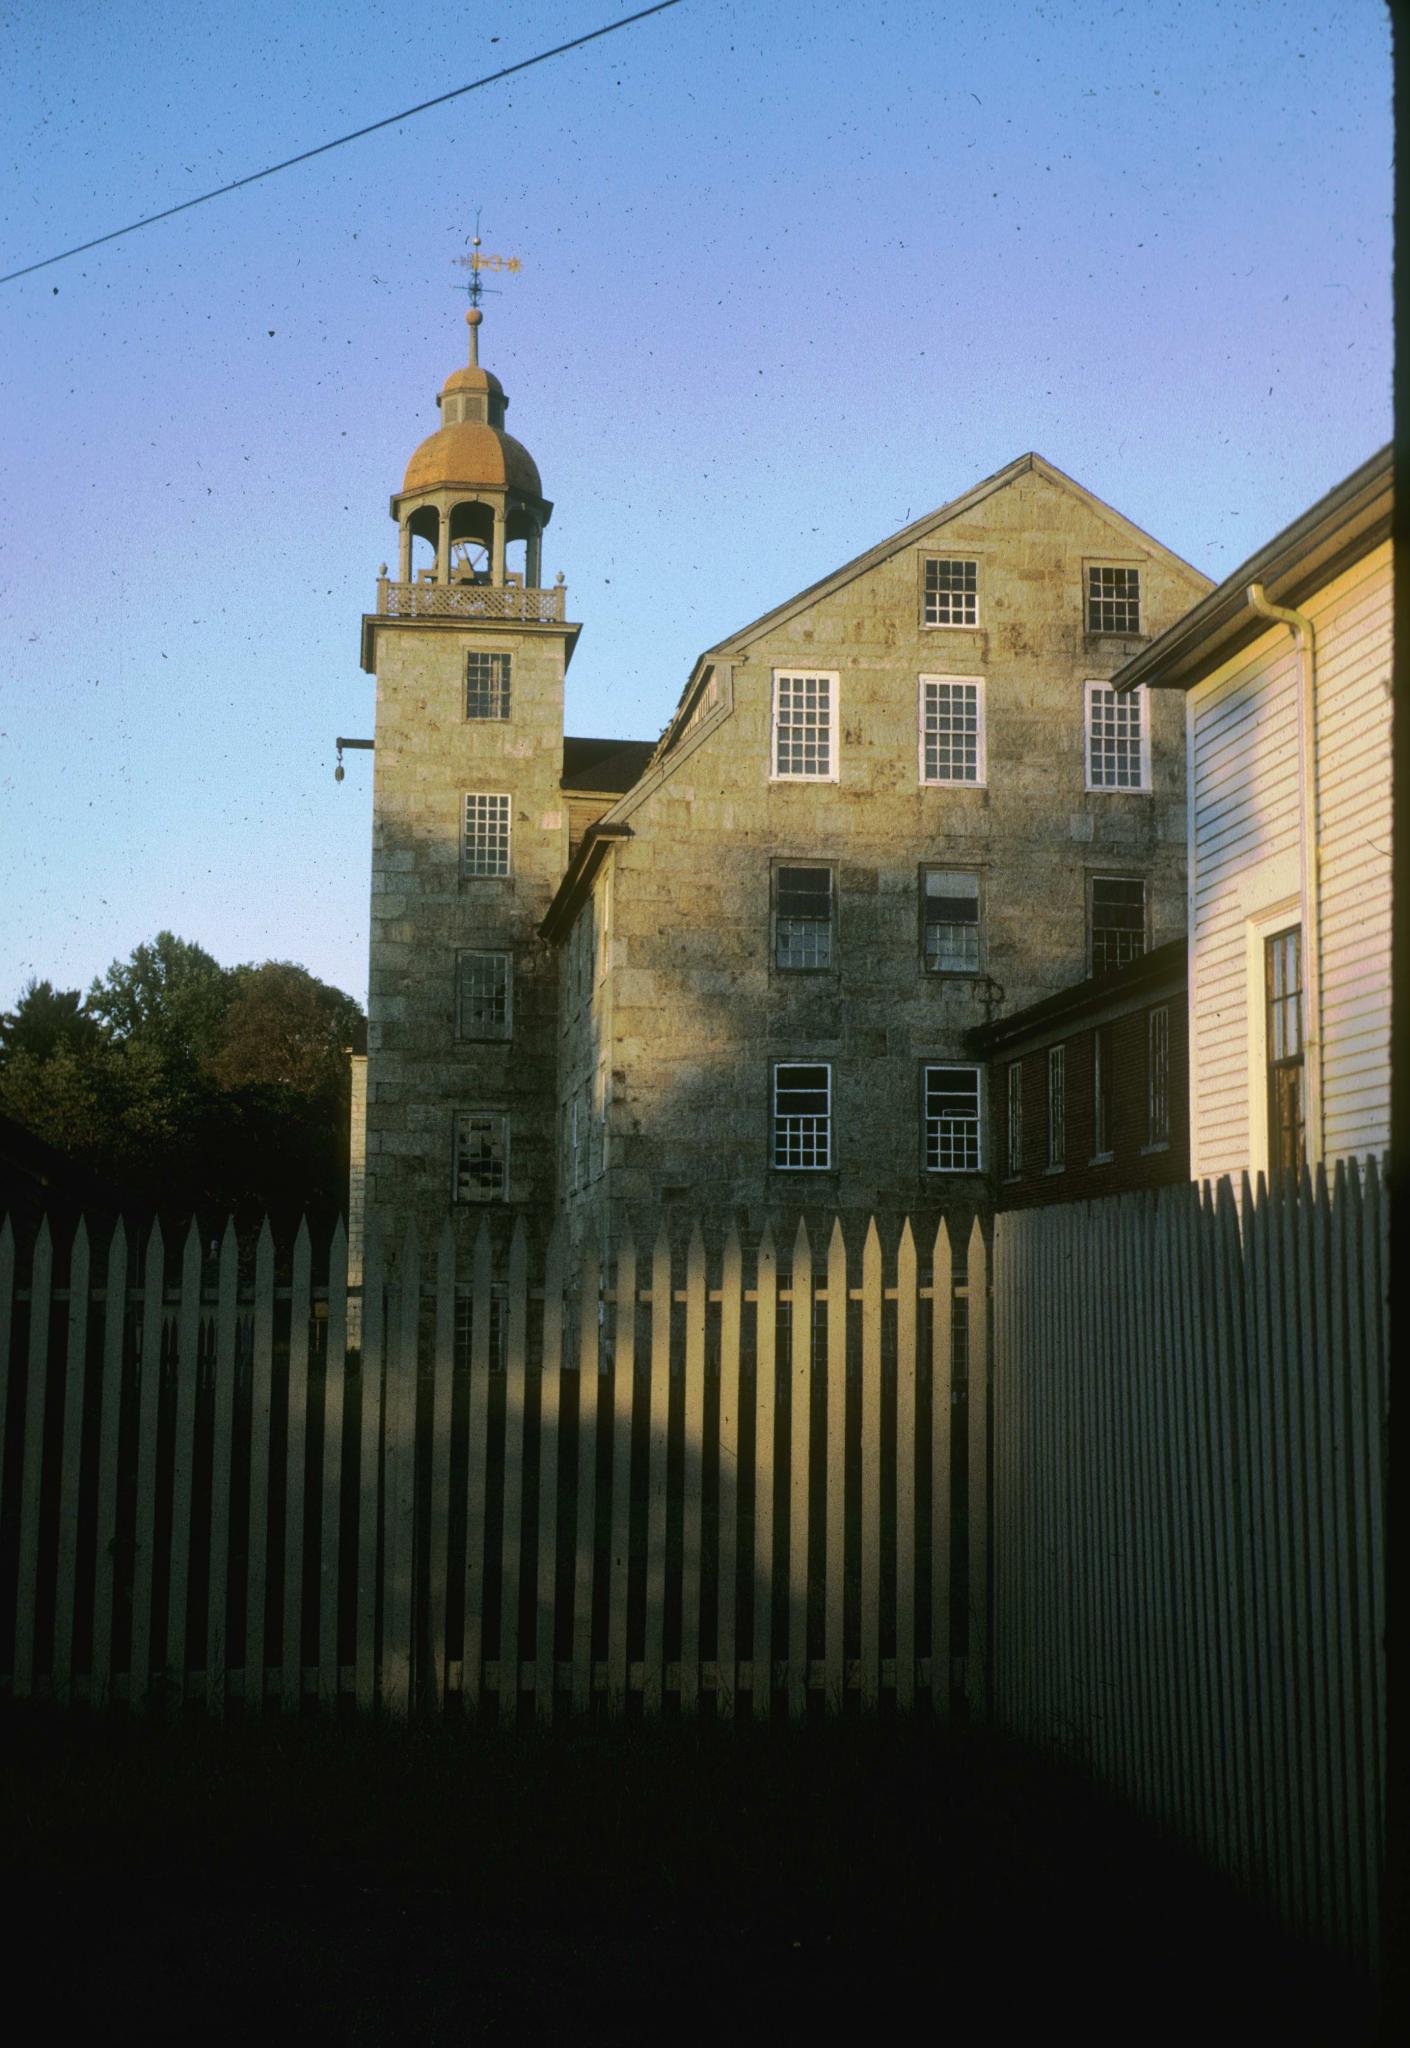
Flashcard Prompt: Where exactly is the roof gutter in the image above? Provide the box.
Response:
[1245,583,1323,1168]
[539,821,632,943]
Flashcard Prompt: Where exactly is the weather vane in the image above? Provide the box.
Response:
[452,209,522,310]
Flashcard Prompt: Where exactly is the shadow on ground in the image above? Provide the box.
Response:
[0,1703,1376,2044]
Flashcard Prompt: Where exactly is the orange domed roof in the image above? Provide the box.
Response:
[401,421,542,497]
[441,364,504,400]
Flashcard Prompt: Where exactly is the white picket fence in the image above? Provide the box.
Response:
[989,1159,1388,1969]
[0,1169,1389,1968]
[0,1209,983,1722]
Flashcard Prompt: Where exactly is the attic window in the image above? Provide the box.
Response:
[1087,565,1141,634]
[923,557,978,627]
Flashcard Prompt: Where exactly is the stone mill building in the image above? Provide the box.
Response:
[352,307,1210,1256]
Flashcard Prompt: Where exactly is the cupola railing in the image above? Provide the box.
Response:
[375,575,565,623]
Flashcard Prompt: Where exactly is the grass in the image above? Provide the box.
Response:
[0,1702,1376,2043]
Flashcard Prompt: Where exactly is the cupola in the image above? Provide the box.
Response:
[389,308,552,588]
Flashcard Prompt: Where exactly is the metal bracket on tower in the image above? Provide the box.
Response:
[335,737,374,783]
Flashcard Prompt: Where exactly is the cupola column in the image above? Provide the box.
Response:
[526,521,542,588]
[397,521,412,583]
[492,509,507,586]
[437,498,453,584]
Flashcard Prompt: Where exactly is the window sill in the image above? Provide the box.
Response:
[920,620,982,632]
[1082,785,1153,797]
[768,773,840,786]
[1140,1139,1170,1156]
[919,779,988,792]
[1043,1164,1065,1177]
[1088,1152,1114,1167]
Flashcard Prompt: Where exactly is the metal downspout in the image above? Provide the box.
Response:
[1246,581,1322,1166]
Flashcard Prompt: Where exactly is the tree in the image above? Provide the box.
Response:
[2,937,364,1217]
[0,979,101,1062]
[86,932,233,1072]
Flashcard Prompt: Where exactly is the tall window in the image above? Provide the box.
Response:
[1047,1045,1066,1169]
[1087,565,1141,634]
[772,671,836,780]
[456,950,512,1039]
[1085,682,1150,791]
[923,557,979,627]
[465,650,511,719]
[463,792,511,876]
[775,865,834,969]
[922,869,981,973]
[925,1065,982,1173]
[454,1113,508,1202]
[1091,874,1147,974]
[1265,928,1305,1183]
[1005,1061,1023,1178]
[1148,1006,1170,1145]
[772,1063,832,1169]
[920,676,985,785]
[1093,1023,1113,1158]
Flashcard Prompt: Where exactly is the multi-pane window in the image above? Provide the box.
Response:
[1005,1061,1023,1178]
[454,1112,508,1202]
[463,792,511,876]
[920,676,985,785]
[776,866,834,969]
[1093,1023,1114,1158]
[1265,928,1305,1184]
[1085,681,1149,790]
[1087,565,1141,634]
[1148,1007,1170,1145]
[772,671,836,779]
[1047,1045,1066,1169]
[456,950,511,1040]
[925,1064,982,1173]
[922,869,981,973]
[923,557,979,627]
[1091,875,1147,975]
[465,650,511,719]
[772,1063,832,1170]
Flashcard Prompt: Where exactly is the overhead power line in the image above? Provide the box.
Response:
[0,1,683,288]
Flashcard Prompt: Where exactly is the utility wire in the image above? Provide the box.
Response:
[1,1,683,288]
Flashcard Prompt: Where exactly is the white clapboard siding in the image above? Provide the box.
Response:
[1188,538,1391,1185]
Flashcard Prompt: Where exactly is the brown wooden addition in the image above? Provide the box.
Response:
[965,938,1188,1209]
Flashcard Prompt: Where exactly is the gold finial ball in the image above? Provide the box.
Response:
[466,308,483,328]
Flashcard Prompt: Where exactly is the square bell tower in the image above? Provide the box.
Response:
[358,306,580,1249]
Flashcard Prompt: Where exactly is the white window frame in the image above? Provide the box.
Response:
[923,1063,983,1175]
[771,1061,833,1170]
[1243,896,1303,1186]
[1047,1045,1066,1171]
[455,949,513,1041]
[919,674,987,787]
[1084,681,1151,793]
[463,791,512,876]
[1092,1023,1114,1161]
[453,1111,509,1203]
[770,670,839,783]
[921,555,980,630]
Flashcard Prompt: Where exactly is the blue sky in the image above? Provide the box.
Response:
[0,0,1391,1008]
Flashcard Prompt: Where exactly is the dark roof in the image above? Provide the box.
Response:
[561,735,656,794]
[964,939,1187,1057]
[1111,443,1392,694]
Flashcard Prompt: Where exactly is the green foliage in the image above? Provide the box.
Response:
[0,979,102,1061]
[0,936,363,1215]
